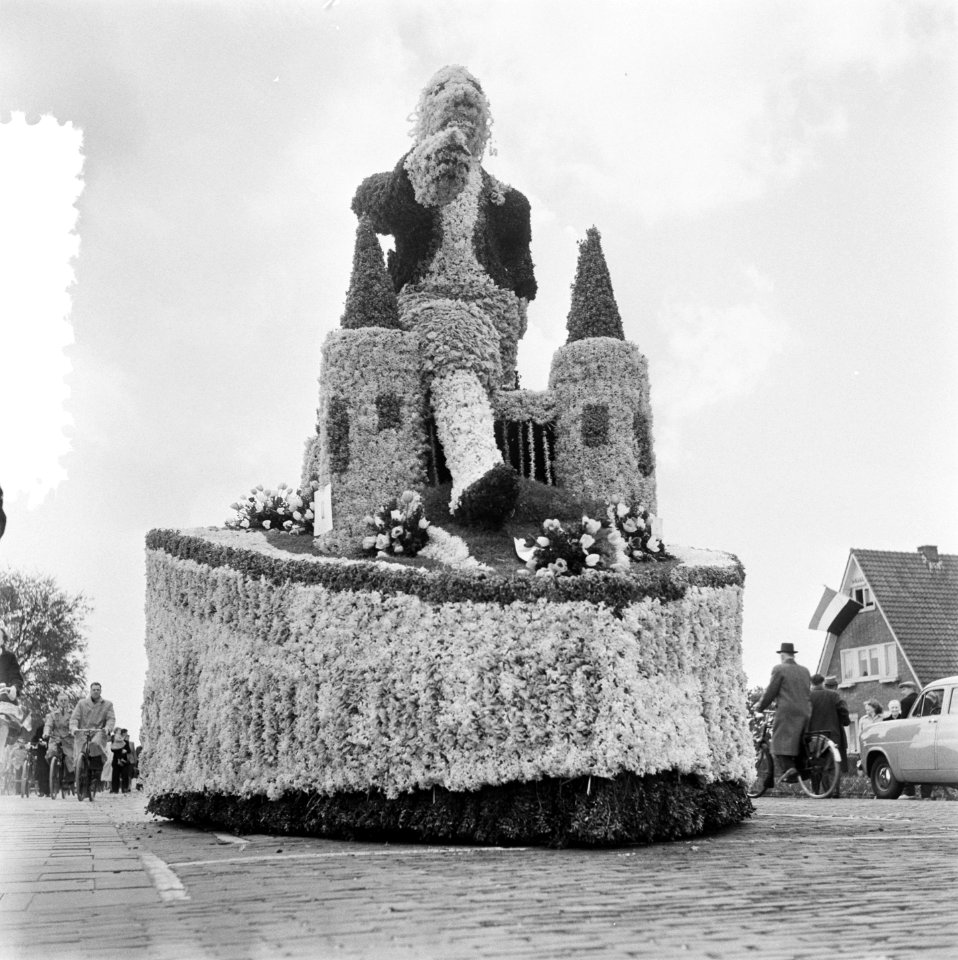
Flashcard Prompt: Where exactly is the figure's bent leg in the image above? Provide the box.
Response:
[431,369,503,510]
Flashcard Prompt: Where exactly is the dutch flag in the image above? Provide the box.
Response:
[808,586,862,635]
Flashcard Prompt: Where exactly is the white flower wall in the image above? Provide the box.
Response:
[143,540,751,802]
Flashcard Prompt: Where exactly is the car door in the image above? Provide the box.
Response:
[935,685,958,783]
[899,688,945,777]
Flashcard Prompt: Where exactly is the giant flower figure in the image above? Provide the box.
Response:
[352,66,536,522]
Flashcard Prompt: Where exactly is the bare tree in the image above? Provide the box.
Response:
[0,569,90,722]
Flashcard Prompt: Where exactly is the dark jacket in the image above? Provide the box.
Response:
[0,648,24,691]
[756,659,812,756]
[352,156,537,301]
[900,691,919,717]
[809,687,851,771]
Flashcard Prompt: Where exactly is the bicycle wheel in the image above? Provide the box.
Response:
[18,760,32,798]
[49,756,61,799]
[747,745,775,798]
[76,754,90,802]
[798,734,841,798]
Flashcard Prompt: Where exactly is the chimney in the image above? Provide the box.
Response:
[918,545,939,565]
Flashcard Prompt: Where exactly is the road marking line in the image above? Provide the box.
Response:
[212,832,249,847]
[140,851,190,901]
[170,847,531,869]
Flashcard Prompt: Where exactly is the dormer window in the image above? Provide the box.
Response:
[851,586,873,609]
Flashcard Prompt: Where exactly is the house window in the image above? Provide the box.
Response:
[851,586,874,609]
[839,642,898,683]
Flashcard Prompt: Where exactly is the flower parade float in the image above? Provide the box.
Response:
[143,66,753,846]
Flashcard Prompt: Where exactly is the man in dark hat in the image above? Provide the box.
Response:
[898,680,919,718]
[754,642,812,784]
[808,673,850,796]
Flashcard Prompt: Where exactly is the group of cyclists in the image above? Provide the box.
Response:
[1,625,131,799]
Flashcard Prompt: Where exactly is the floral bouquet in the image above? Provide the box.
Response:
[362,490,430,559]
[606,501,670,562]
[520,516,630,578]
[226,482,315,535]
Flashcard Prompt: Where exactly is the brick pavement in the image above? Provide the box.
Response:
[1,791,956,959]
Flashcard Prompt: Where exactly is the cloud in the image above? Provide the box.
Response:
[473,0,951,222]
[654,267,789,423]
[0,113,82,506]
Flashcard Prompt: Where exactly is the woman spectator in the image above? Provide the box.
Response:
[858,699,883,752]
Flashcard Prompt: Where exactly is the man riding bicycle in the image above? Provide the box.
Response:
[0,625,26,754]
[44,693,77,781]
[69,682,115,786]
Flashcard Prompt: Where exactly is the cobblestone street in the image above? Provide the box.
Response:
[1,792,955,959]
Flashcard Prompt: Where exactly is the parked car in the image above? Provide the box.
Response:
[860,676,958,798]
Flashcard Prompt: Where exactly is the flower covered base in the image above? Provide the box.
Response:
[142,528,753,846]
[147,771,751,848]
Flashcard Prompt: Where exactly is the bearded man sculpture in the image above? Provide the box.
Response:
[352,66,536,520]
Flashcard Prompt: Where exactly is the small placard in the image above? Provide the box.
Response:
[313,483,333,535]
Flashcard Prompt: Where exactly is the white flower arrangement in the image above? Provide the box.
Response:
[361,490,430,558]
[420,524,492,574]
[521,516,630,578]
[142,533,752,803]
[226,483,315,535]
[606,501,670,561]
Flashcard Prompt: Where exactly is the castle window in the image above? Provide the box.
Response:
[376,393,402,432]
[327,397,350,473]
[581,403,609,447]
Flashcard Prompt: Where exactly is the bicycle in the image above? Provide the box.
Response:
[14,743,36,798]
[747,715,841,799]
[797,730,842,799]
[48,738,73,799]
[74,728,103,802]
[747,711,775,798]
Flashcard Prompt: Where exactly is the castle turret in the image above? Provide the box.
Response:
[303,217,425,548]
[549,227,657,510]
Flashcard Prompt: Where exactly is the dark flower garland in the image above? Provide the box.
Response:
[148,772,752,848]
[146,530,749,617]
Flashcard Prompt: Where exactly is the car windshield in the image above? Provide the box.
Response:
[916,689,944,717]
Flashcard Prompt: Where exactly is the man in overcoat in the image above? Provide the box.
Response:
[755,642,812,783]
[809,673,851,796]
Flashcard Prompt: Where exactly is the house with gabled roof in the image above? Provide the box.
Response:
[813,545,958,755]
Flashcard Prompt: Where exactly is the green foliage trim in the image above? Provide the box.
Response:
[566,226,625,343]
[147,773,752,848]
[340,215,400,329]
[581,403,610,447]
[146,529,744,616]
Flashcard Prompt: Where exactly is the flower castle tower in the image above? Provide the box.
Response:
[142,65,752,848]
[303,66,658,541]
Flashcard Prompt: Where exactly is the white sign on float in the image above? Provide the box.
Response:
[313,483,333,535]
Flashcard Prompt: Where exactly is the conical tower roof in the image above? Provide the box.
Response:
[565,226,625,343]
[341,215,400,329]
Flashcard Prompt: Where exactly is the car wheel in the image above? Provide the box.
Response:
[870,756,903,799]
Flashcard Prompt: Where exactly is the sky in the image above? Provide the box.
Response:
[1,0,956,741]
